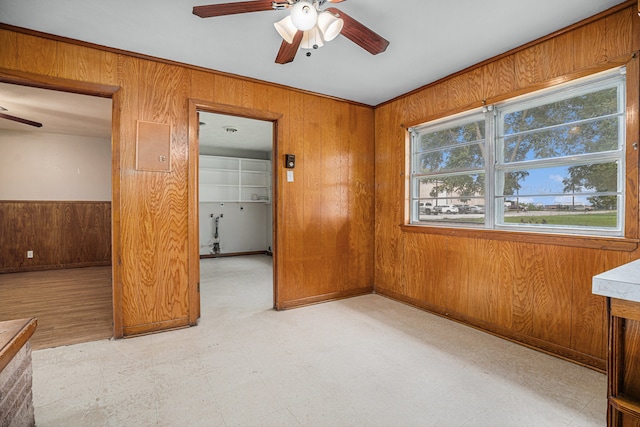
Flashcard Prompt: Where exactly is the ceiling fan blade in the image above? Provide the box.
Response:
[275,31,303,64]
[0,112,42,128]
[326,7,389,55]
[193,0,275,18]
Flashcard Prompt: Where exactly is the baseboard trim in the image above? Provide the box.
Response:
[122,318,190,337]
[0,261,111,274]
[276,286,374,310]
[200,251,269,259]
[375,287,606,372]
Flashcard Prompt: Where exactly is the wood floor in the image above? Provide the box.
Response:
[0,266,112,350]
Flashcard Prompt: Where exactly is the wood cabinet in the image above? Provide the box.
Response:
[593,260,640,426]
[607,298,640,426]
[199,155,271,203]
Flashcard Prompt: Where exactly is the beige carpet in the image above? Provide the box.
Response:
[31,255,605,426]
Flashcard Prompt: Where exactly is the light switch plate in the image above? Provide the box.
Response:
[287,170,294,182]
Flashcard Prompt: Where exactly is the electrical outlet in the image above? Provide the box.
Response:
[27,250,33,259]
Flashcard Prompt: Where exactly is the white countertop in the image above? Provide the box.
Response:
[593,259,640,302]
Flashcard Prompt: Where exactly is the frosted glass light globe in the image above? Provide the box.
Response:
[290,1,318,31]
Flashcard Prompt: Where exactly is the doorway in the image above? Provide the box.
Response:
[189,101,282,312]
[0,82,114,348]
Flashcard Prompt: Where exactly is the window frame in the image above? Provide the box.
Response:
[409,67,627,237]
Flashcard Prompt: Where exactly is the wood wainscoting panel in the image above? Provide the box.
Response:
[56,43,105,83]
[467,238,514,330]
[571,249,631,360]
[0,29,18,70]
[2,22,376,335]
[118,58,191,333]
[606,7,635,60]
[15,32,57,77]
[0,201,111,273]
[573,17,607,69]
[374,3,639,369]
[347,104,376,292]
[482,56,517,101]
[373,101,406,294]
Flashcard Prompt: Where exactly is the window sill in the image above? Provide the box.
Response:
[400,224,639,252]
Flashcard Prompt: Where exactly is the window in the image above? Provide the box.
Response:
[410,67,626,236]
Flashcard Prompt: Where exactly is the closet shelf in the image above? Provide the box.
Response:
[199,155,271,203]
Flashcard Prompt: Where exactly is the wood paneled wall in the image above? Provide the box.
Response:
[374,3,640,370]
[0,201,111,273]
[0,23,375,336]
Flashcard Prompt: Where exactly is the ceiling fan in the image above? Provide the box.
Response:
[193,0,389,64]
[0,106,42,128]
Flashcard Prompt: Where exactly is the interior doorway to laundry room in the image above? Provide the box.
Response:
[195,108,276,312]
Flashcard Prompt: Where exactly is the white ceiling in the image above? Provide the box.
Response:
[0,0,627,106]
[199,112,273,151]
[0,83,112,138]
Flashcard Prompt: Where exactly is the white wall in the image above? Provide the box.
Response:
[199,202,271,255]
[0,130,111,201]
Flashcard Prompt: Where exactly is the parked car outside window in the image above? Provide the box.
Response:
[434,204,459,214]
[419,202,439,215]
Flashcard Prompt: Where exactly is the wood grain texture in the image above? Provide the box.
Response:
[16,32,57,77]
[448,68,483,109]
[119,59,191,330]
[606,8,634,60]
[573,18,607,70]
[0,318,36,373]
[570,249,608,359]
[375,3,639,368]
[514,44,544,89]
[374,101,405,293]
[2,21,375,336]
[0,201,111,272]
[445,235,469,315]
[625,56,640,240]
[608,298,640,425]
[279,90,306,305]
[0,29,18,70]
[482,55,516,100]
[56,43,104,82]
[348,104,375,291]
[620,319,640,403]
[0,267,112,350]
[467,238,514,329]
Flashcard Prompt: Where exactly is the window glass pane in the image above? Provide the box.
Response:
[496,162,619,231]
[416,144,485,173]
[417,120,485,151]
[503,117,620,163]
[502,87,619,135]
[497,195,619,229]
[415,175,485,201]
[413,175,485,224]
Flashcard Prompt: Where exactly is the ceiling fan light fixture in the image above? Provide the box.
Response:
[290,1,317,31]
[317,11,343,42]
[274,15,298,44]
